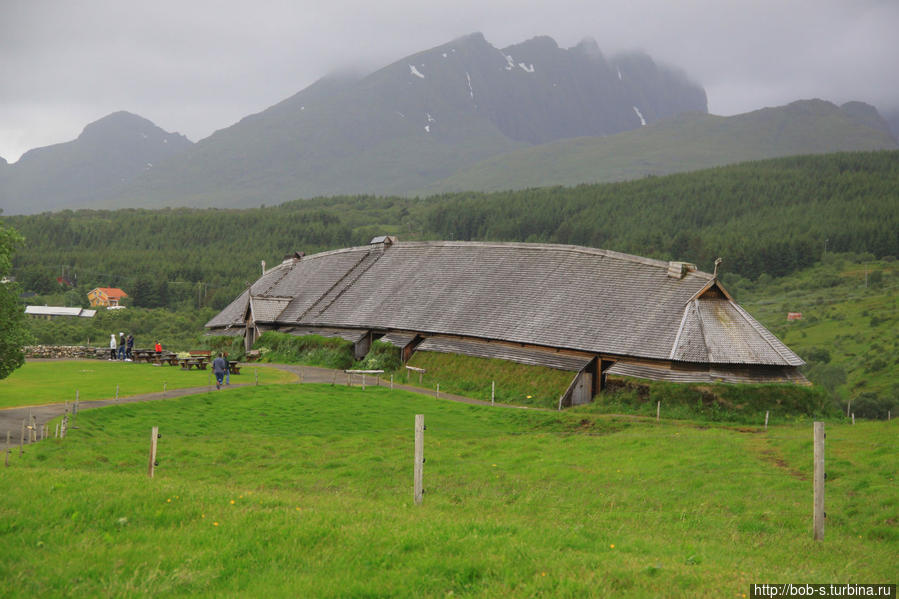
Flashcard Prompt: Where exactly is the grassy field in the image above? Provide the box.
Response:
[0,361,295,409]
[1,382,895,597]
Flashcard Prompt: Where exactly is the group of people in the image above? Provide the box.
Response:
[109,332,134,360]
[107,334,230,390]
[108,333,163,361]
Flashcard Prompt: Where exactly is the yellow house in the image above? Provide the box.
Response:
[87,287,128,307]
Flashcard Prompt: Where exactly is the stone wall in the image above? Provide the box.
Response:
[25,345,107,359]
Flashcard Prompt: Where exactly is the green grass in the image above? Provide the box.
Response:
[404,351,576,408]
[0,361,294,409]
[2,383,895,597]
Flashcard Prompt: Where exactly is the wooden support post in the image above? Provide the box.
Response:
[148,426,159,478]
[390,375,394,390]
[851,413,855,425]
[55,423,60,439]
[813,421,825,541]
[75,391,79,413]
[765,411,769,430]
[491,380,495,405]
[436,383,439,398]
[255,369,258,386]
[413,414,424,505]
[362,374,365,391]
[163,382,167,395]
[116,384,119,400]
[656,401,661,423]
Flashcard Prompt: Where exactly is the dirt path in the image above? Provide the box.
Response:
[1,363,540,451]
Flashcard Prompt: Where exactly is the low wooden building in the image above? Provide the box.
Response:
[25,305,96,319]
[206,239,806,406]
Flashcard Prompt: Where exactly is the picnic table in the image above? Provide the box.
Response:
[228,361,241,375]
[179,357,208,370]
[132,349,155,363]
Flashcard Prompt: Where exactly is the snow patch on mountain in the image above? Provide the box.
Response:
[409,65,425,79]
[518,63,535,73]
[632,106,647,126]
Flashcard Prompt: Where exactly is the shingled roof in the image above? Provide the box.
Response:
[206,241,803,368]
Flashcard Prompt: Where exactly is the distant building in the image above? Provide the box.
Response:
[87,287,128,307]
[25,306,96,319]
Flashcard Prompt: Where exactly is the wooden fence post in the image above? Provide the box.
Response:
[765,411,769,430]
[656,401,661,423]
[390,374,394,390]
[491,380,495,405]
[813,421,825,541]
[20,419,25,455]
[148,426,159,478]
[414,414,424,505]
[436,383,439,399]
[116,384,119,400]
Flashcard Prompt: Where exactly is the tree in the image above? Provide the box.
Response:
[0,221,31,379]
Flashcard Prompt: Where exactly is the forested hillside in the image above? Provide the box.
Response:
[6,151,898,312]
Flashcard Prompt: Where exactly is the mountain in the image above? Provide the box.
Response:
[0,112,192,214]
[89,33,707,210]
[420,99,899,193]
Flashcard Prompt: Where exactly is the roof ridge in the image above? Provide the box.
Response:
[387,240,716,277]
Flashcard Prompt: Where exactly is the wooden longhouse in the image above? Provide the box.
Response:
[205,238,806,407]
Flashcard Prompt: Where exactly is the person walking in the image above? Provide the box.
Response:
[212,353,228,390]
[109,333,117,360]
[125,334,134,361]
[118,333,126,360]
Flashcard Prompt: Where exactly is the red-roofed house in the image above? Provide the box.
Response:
[87,287,128,307]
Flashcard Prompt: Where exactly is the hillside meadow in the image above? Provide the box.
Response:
[1,379,895,597]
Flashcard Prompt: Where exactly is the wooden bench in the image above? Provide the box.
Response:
[228,361,241,375]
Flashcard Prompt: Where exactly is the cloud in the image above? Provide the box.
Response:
[1,0,897,162]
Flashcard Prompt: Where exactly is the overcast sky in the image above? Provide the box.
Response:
[2,0,897,162]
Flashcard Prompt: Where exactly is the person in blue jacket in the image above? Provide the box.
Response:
[212,353,228,390]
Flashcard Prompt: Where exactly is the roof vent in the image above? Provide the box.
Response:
[281,251,304,264]
[369,235,398,246]
[667,261,697,279]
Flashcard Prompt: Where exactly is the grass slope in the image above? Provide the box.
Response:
[1,383,895,597]
[423,100,897,193]
[733,254,899,414]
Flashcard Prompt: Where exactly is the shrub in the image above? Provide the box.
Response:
[355,340,402,372]
[254,331,355,370]
[800,347,831,364]
[851,392,898,420]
